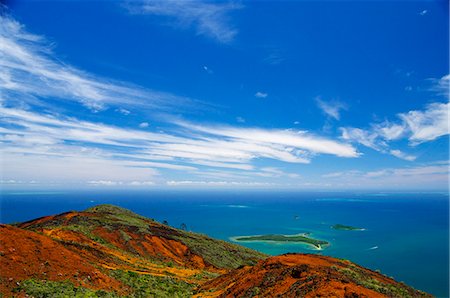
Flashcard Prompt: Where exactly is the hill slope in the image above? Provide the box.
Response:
[0,204,431,297]
[196,253,430,297]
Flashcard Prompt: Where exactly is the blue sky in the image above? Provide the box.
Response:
[0,0,448,190]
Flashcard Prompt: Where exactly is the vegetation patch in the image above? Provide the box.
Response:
[336,266,416,297]
[174,231,266,269]
[13,279,118,298]
[110,269,194,297]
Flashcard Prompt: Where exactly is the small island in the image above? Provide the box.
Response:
[332,224,365,231]
[233,233,329,250]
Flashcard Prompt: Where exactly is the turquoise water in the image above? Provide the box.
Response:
[1,190,448,297]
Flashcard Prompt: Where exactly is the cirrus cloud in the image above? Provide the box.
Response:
[0,13,198,113]
[125,0,241,43]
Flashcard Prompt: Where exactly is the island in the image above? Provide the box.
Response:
[332,224,365,231]
[232,233,329,250]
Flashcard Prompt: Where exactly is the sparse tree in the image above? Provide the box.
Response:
[180,223,187,231]
[162,220,169,226]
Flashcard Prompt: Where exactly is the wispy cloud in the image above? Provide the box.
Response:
[88,180,155,187]
[344,101,449,146]
[116,108,131,115]
[126,0,241,43]
[0,13,196,113]
[0,105,358,185]
[389,149,416,161]
[429,74,449,98]
[340,87,449,160]
[375,121,405,141]
[175,120,359,159]
[341,127,381,150]
[315,97,347,120]
[399,102,449,144]
[255,91,268,98]
[2,152,160,185]
[166,180,276,187]
[236,116,246,123]
[322,161,448,189]
[203,65,213,74]
[259,167,300,179]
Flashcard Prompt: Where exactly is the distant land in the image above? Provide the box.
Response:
[0,204,431,297]
[332,224,366,231]
[233,233,329,250]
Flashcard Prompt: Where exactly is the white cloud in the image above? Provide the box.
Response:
[263,52,284,65]
[315,97,347,120]
[259,167,300,179]
[193,160,253,170]
[203,65,213,74]
[139,122,149,128]
[0,105,358,186]
[166,180,276,187]
[340,127,381,150]
[322,162,448,189]
[87,180,155,187]
[236,116,245,123]
[430,74,449,98]
[176,121,359,158]
[88,180,121,186]
[133,161,197,171]
[419,10,428,16]
[374,121,406,141]
[116,108,131,115]
[126,0,241,43]
[340,99,449,160]
[0,14,196,113]
[399,102,449,144]
[255,91,268,98]
[363,164,449,180]
[322,170,362,179]
[128,181,155,186]
[389,149,416,161]
[2,152,159,184]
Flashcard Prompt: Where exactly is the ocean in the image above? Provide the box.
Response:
[1,190,448,297]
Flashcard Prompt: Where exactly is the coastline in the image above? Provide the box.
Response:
[230,233,329,250]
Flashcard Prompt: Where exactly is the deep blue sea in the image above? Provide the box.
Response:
[1,190,448,297]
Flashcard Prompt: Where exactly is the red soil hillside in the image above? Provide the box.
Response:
[17,204,265,271]
[0,224,125,296]
[1,204,265,296]
[196,253,431,298]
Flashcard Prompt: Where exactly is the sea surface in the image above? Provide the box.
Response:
[1,190,448,297]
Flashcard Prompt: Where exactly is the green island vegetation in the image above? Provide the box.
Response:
[234,234,329,249]
[332,224,365,231]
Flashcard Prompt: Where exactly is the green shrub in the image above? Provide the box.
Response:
[110,270,194,298]
[13,279,118,298]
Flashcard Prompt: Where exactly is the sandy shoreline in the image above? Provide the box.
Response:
[230,233,328,250]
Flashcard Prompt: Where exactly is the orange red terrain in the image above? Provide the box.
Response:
[197,253,430,297]
[0,204,431,297]
[0,224,124,295]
